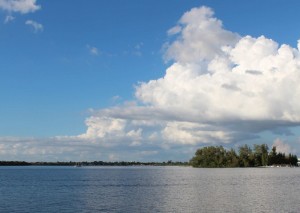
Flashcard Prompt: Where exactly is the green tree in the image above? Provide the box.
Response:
[261,144,269,166]
[287,154,298,166]
[253,144,269,166]
[190,146,227,168]
[268,146,277,165]
[226,148,239,167]
[238,145,254,167]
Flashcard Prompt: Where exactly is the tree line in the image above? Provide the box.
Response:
[0,160,189,166]
[190,144,298,168]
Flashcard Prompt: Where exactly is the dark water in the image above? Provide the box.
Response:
[0,166,300,213]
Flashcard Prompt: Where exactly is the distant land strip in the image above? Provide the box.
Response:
[0,161,189,166]
[1,144,299,168]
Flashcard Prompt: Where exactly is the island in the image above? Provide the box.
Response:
[190,144,298,168]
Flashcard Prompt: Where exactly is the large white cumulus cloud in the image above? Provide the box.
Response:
[81,6,300,149]
[137,36,300,123]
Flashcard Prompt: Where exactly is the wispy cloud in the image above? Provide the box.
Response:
[4,15,15,24]
[133,42,143,56]
[25,19,43,32]
[167,25,181,36]
[0,0,40,14]
[86,45,99,56]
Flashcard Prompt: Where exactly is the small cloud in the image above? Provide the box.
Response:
[133,51,142,57]
[133,42,143,56]
[86,45,99,56]
[110,95,122,104]
[90,47,98,55]
[0,0,40,14]
[4,15,15,24]
[129,141,141,146]
[135,42,143,50]
[25,19,43,32]
[140,150,158,156]
[108,154,119,161]
[272,138,294,154]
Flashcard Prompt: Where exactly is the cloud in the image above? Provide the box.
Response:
[167,25,181,36]
[0,0,40,14]
[164,6,239,63]
[0,135,171,162]
[110,95,122,103]
[79,116,127,139]
[77,6,300,151]
[86,45,99,56]
[161,121,233,145]
[4,15,15,23]
[272,138,295,154]
[0,136,95,161]
[25,19,43,32]
[108,154,119,161]
[133,42,143,56]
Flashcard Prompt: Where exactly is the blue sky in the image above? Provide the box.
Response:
[1,0,300,161]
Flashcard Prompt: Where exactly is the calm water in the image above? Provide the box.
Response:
[0,166,300,213]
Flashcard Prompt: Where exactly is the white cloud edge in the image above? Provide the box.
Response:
[25,19,43,32]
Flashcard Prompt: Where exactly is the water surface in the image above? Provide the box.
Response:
[0,166,299,212]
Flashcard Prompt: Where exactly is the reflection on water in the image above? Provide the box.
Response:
[0,166,300,212]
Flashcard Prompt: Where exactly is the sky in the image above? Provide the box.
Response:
[1,0,300,161]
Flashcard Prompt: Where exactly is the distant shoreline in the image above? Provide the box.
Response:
[0,161,189,167]
[0,161,298,168]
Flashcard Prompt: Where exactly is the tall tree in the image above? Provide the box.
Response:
[253,144,269,166]
[268,146,277,165]
[226,148,239,167]
[238,145,254,167]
